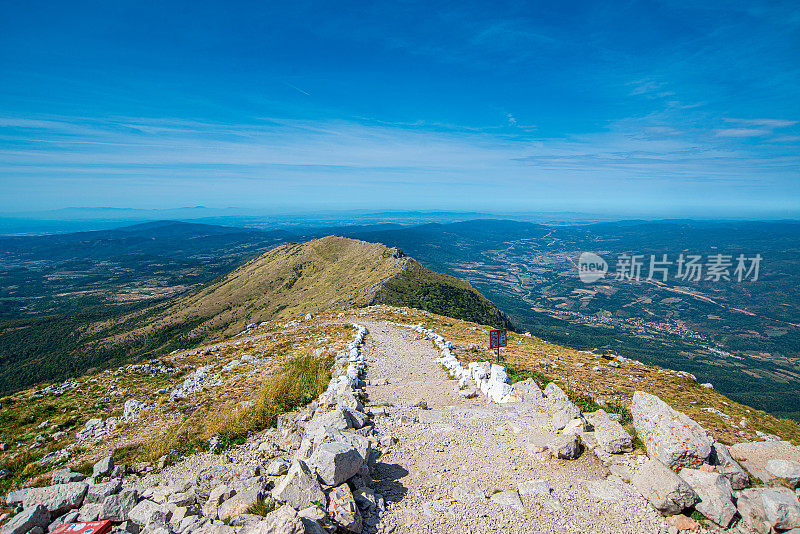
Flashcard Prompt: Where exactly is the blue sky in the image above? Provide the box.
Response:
[1,0,799,217]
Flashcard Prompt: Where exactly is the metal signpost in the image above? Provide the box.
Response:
[489,328,507,363]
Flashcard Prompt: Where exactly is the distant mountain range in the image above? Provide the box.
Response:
[2,218,800,419]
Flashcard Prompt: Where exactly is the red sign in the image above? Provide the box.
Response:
[50,521,113,534]
[489,329,507,349]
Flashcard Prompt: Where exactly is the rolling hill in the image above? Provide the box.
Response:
[0,235,510,393]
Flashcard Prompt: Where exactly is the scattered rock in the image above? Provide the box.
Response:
[266,459,289,477]
[592,412,633,454]
[22,482,88,516]
[548,433,581,459]
[51,469,86,485]
[308,441,364,487]
[679,468,737,527]
[766,459,800,489]
[328,484,362,533]
[2,505,50,534]
[631,459,698,515]
[93,456,114,479]
[271,460,326,511]
[710,443,749,490]
[631,391,712,470]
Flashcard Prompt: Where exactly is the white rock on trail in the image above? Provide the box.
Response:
[766,459,800,489]
[631,390,712,470]
[591,411,633,454]
[631,459,698,516]
[271,460,326,511]
[678,468,737,527]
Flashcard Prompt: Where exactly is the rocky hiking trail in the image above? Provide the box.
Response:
[359,321,665,534]
[7,316,800,534]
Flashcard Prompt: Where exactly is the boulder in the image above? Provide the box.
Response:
[511,378,543,402]
[710,443,749,490]
[327,484,361,533]
[271,460,326,511]
[86,478,123,503]
[593,414,633,454]
[244,504,305,534]
[631,391,712,469]
[551,401,582,431]
[51,469,86,485]
[78,502,103,522]
[22,482,88,515]
[93,456,115,479]
[308,441,364,486]
[304,409,350,437]
[766,459,800,489]
[47,511,79,532]
[99,488,139,522]
[762,487,800,531]
[548,433,581,459]
[631,459,698,515]
[737,488,772,534]
[128,499,171,527]
[1,505,50,534]
[678,468,737,527]
[544,382,569,401]
[266,460,289,477]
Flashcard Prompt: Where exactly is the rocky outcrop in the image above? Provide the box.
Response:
[678,468,737,527]
[631,459,698,515]
[631,391,712,470]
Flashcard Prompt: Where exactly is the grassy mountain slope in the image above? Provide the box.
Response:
[103,235,510,347]
[2,235,508,394]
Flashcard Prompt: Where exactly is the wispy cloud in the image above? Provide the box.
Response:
[715,128,771,138]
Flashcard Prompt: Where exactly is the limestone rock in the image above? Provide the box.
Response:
[452,483,484,502]
[678,468,737,527]
[86,478,122,504]
[736,488,772,534]
[327,484,362,533]
[1,505,50,534]
[631,391,712,470]
[51,469,86,485]
[766,459,800,489]
[631,459,698,515]
[544,382,569,401]
[22,482,88,516]
[266,460,289,477]
[548,433,581,459]
[244,504,305,534]
[593,413,633,454]
[128,499,171,527]
[762,487,800,531]
[271,460,326,511]
[93,456,114,479]
[489,489,524,512]
[308,441,364,486]
[100,488,139,522]
[710,443,749,490]
[518,479,551,496]
[551,400,582,431]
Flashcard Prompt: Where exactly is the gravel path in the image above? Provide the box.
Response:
[361,320,669,534]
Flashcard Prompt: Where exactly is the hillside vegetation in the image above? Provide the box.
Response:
[1,235,508,393]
